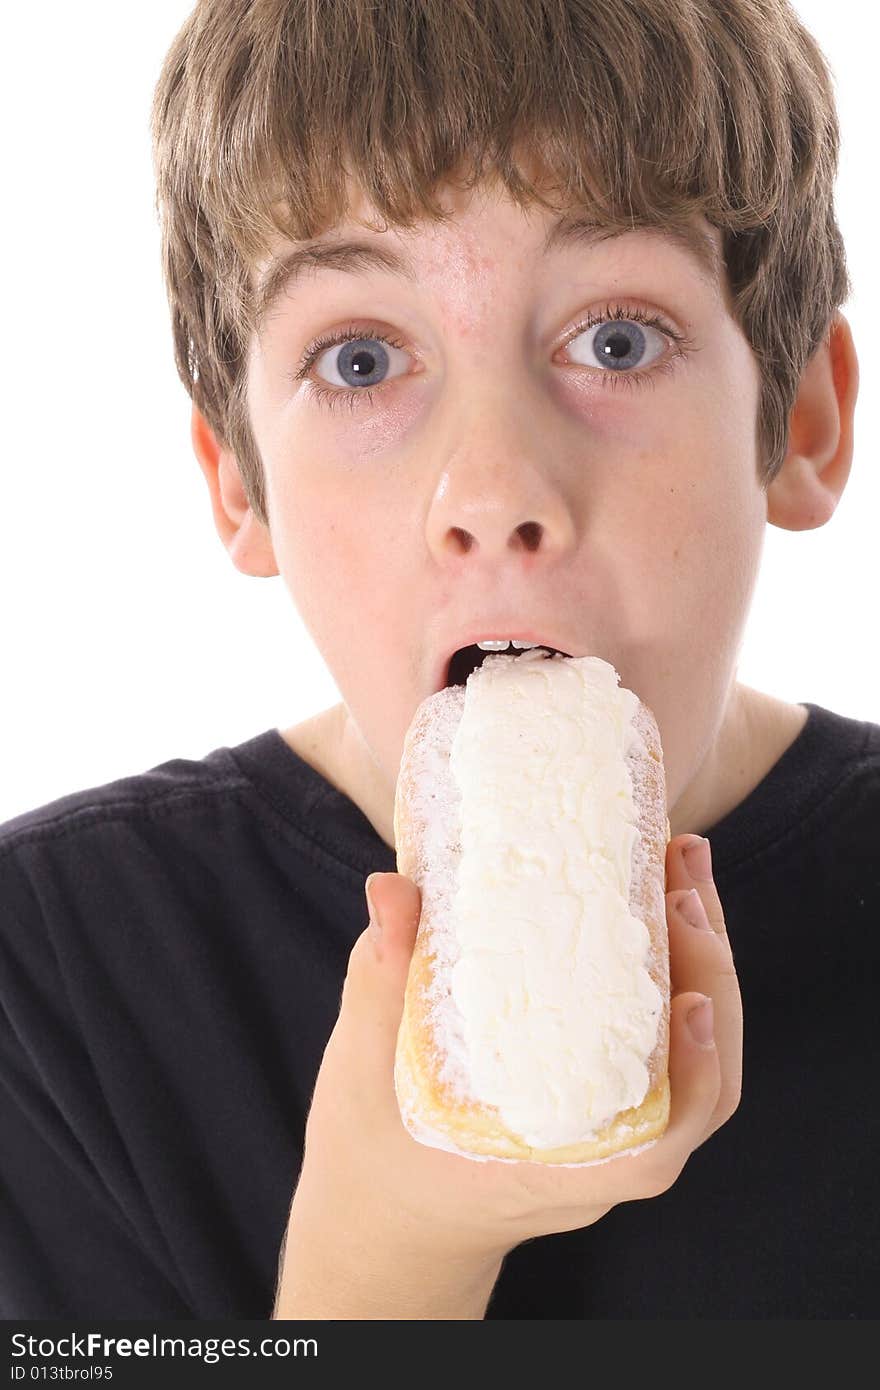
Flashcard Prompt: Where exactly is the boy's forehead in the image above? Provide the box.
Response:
[253,177,726,329]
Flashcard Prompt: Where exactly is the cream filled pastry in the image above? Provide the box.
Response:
[393,648,671,1165]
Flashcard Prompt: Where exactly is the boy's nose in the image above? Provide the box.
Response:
[428,483,581,559]
[442,519,545,556]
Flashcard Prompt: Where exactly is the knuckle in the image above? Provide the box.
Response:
[339,949,366,1007]
[642,1154,686,1198]
[704,1083,742,1143]
[345,927,372,975]
[719,1077,743,1122]
[715,960,741,990]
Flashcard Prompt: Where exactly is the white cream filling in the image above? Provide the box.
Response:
[444,650,662,1148]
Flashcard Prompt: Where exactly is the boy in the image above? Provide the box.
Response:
[0,0,875,1319]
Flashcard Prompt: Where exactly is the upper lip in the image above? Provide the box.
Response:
[432,628,581,694]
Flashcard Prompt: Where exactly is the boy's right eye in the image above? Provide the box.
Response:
[293,326,411,404]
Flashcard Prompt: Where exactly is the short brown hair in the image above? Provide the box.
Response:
[151,0,851,529]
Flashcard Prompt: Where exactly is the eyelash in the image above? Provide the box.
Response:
[290,303,696,415]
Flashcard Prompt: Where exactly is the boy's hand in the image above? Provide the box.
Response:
[273,835,741,1319]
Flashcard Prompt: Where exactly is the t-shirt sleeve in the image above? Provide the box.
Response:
[0,846,193,1318]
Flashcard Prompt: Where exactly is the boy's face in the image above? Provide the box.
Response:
[241,177,771,840]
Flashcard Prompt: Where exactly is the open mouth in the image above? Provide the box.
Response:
[445,643,573,688]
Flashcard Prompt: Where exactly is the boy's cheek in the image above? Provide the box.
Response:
[321,389,427,462]
[263,381,428,471]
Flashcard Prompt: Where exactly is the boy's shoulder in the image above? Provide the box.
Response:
[0,727,390,909]
[703,700,880,883]
[0,741,251,859]
[785,700,880,788]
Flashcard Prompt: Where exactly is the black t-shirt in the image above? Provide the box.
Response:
[1,702,878,1319]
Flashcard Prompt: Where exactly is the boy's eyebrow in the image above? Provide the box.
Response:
[254,216,721,336]
[545,217,722,290]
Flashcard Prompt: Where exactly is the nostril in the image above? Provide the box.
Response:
[517,521,543,550]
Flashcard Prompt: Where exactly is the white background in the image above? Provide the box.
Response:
[1,1,876,823]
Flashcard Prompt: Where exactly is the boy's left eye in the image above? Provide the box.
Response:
[566,318,668,374]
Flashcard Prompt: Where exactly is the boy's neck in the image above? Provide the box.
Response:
[668,684,807,838]
[280,684,808,851]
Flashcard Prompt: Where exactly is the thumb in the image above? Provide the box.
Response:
[364,871,422,969]
[334,872,422,1077]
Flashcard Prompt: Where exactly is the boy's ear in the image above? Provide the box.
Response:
[190,407,279,577]
[765,311,859,531]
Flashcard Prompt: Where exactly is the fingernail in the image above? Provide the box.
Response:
[677,888,711,931]
[365,874,382,944]
[683,836,713,882]
[687,997,715,1047]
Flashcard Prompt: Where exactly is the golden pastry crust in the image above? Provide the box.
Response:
[393,677,671,1164]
